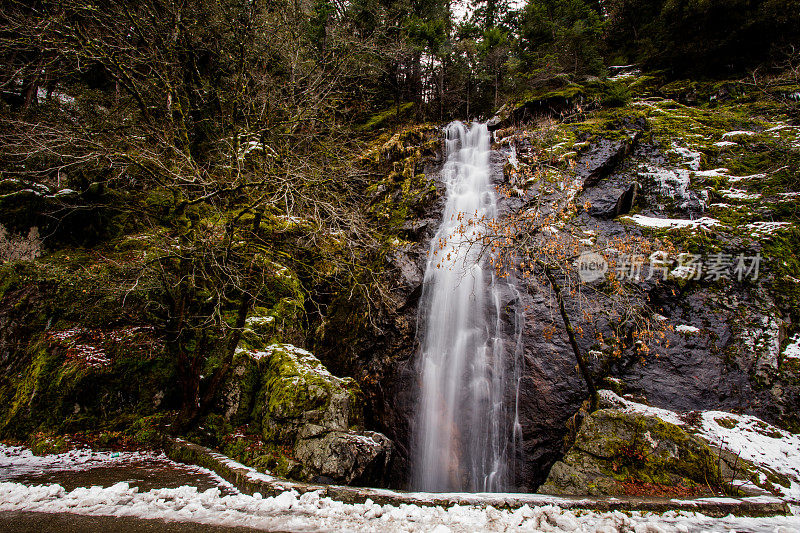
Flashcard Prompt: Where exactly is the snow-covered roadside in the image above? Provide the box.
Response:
[0,444,798,532]
[0,444,230,486]
[1,480,799,533]
[0,445,157,480]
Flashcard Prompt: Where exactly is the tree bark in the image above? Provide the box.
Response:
[545,266,598,411]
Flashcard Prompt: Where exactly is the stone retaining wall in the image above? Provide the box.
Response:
[164,438,790,517]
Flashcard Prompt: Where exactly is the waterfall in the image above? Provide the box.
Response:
[412,121,523,493]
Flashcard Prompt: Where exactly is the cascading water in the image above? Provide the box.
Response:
[412,121,523,493]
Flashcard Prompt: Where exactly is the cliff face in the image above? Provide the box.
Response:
[319,75,800,491]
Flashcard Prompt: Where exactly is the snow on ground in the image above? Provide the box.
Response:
[600,390,800,501]
[693,168,730,178]
[696,414,800,500]
[745,221,792,238]
[718,188,761,200]
[675,325,700,334]
[0,444,236,494]
[641,166,693,207]
[728,173,767,183]
[722,131,759,139]
[608,69,641,82]
[2,443,800,531]
[670,144,702,170]
[2,480,800,533]
[0,445,171,481]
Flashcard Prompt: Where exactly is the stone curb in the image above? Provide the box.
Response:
[163,438,790,518]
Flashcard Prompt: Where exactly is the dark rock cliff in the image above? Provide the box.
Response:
[319,82,800,491]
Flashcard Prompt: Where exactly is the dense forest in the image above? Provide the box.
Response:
[1,0,800,499]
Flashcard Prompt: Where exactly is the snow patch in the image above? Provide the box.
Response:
[641,166,693,207]
[670,144,702,170]
[746,221,792,237]
[719,189,761,200]
[783,334,800,361]
[623,215,721,230]
[728,173,767,183]
[693,168,729,178]
[721,131,758,139]
[245,316,275,327]
[507,146,519,170]
[713,141,738,148]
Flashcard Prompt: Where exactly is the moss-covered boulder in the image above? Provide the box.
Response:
[221,343,393,486]
[260,343,361,441]
[539,409,720,496]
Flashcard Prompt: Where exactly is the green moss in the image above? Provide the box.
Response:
[600,82,632,108]
[128,412,174,445]
[0,263,20,301]
[766,470,791,489]
[187,413,233,447]
[565,107,647,143]
[250,343,363,444]
[0,321,180,440]
[714,417,738,429]
[763,228,800,325]
[543,409,723,495]
[363,124,441,237]
[357,102,415,132]
[627,75,665,98]
[27,432,69,455]
[264,344,346,420]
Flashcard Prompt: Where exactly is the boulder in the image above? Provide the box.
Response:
[579,137,638,187]
[295,428,393,485]
[260,343,360,441]
[539,408,720,496]
[222,343,393,486]
[587,181,641,219]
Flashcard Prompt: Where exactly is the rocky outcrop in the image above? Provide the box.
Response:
[540,390,799,499]
[539,408,721,496]
[488,86,587,131]
[221,343,393,486]
[317,79,800,493]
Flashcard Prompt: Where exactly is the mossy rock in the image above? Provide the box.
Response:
[260,343,362,442]
[540,409,721,496]
[0,333,179,439]
[219,342,392,485]
[219,343,364,444]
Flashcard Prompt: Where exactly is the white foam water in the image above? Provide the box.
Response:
[412,121,523,492]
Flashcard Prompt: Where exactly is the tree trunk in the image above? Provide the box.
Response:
[545,267,598,411]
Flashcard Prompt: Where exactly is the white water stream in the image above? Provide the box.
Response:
[413,121,523,492]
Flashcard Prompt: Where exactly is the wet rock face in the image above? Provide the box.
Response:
[609,286,800,431]
[511,284,592,489]
[321,106,800,492]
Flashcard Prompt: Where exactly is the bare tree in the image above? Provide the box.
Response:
[0,0,383,428]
